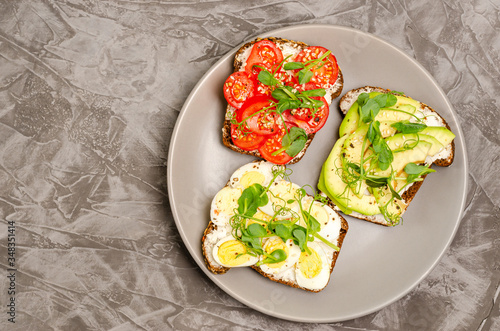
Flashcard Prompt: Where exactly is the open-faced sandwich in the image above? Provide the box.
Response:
[318,87,456,226]
[202,160,348,292]
[221,37,344,165]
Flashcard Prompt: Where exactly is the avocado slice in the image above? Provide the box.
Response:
[371,186,406,224]
[339,102,360,137]
[340,93,419,137]
[419,126,455,147]
[317,163,352,214]
[322,135,380,216]
[341,125,373,198]
[374,140,432,177]
[375,104,417,122]
[386,133,444,156]
[342,124,369,164]
[379,121,398,138]
[393,95,420,109]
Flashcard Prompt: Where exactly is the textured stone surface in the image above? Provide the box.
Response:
[0,0,499,330]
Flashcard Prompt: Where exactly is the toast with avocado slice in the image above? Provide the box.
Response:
[319,86,456,226]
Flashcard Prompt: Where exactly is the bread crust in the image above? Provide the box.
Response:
[222,37,344,165]
[327,86,456,226]
[202,221,230,274]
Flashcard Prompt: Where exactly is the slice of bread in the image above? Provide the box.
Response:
[222,37,344,164]
[202,160,348,292]
[322,86,456,226]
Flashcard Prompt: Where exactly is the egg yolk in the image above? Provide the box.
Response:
[217,240,253,267]
[269,181,298,208]
[215,187,242,215]
[298,248,322,279]
[302,203,328,227]
[263,238,288,269]
[246,211,272,233]
[240,171,265,188]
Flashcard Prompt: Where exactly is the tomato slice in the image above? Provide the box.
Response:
[282,109,309,129]
[295,46,339,88]
[245,40,284,75]
[290,97,329,134]
[248,62,293,96]
[231,123,266,151]
[223,71,256,108]
[248,62,273,96]
[258,126,293,165]
[279,68,299,87]
[239,96,280,135]
[295,82,320,92]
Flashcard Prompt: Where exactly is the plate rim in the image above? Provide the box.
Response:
[167,23,469,323]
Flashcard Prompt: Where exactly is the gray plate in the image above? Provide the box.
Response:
[167,25,468,323]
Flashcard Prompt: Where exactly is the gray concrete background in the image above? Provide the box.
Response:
[0,1,498,330]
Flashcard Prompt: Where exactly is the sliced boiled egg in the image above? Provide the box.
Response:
[300,200,342,245]
[229,161,279,190]
[210,186,242,226]
[246,211,272,234]
[317,204,342,244]
[300,199,329,228]
[212,236,259,268]
[259,237,301,274]
[295,242,331,291]
[260,180,301,219]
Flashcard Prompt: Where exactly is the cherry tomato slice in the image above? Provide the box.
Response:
[279,68,299,87]
[291,97,329,134]
[258,126,293,165]
[282,109,309,130]
[245,40,284,75]
[295,82,320,92]
[248,62,273,96]
[231,123,266,151]
[239,96,279,135]
[295,46,339,88]
[223,71,255,108]
[248,62,294,96]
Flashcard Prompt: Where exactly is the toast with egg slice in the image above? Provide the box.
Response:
[318,86,456,226]
[222,37,344,165]
[202,160,348,292]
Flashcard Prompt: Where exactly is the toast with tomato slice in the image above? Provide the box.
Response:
[221,37,344,165]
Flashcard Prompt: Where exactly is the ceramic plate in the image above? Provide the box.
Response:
[167,25,467,322]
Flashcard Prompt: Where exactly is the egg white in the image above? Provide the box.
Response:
[317,204,342,245]
[229,161,280,190]
[210,186,242,226]
[298,199,341,246]
[260,180,302,219]
[259,237,301,274]
[295,241,331,291]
